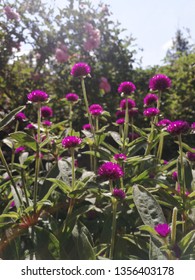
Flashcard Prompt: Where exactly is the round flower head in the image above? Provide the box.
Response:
[114,153,127,161]
[41,106,53,118]
[27,90,48,103]
[62,136,82,149]
[15,112,27,122]
[116,118,125,125]
[172,171,178,181]
[42,120,52,127]
[15,146,25,154]
[82,123,92,130]
[186,148,195,162]
[65,93,79,102]
[118,81,136,95]
[157,118,171,128]
[98,161,124,180]
[70,62,91,77]
[154,223,171,237]
[89,104,103,116]
[25,123,36,130]
[144,93,158,106]
[112,188,126,199]
[149,74,171,91]
[167,120,190,135]
[120,98,136,109]
[143,107,160,117]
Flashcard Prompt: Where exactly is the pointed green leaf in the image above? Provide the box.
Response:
[0,106,26,131]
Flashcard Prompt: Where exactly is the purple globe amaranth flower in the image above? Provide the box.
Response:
[143,107,160,117]
[154,223,171,237]
[116,118,125,125]
[191,122,195,130]
[62,136,82,149]
[82,123,92,130]
[70,62,91,77]
[114,153,127,161]
[15,146,25,154]
[89,104,103,116]
[128,132,140,141]
[42,120,52,127]
[41,106,53,118]
[25,123,36,130]
[27,90,48,103]
[15,112,27,122]
[172,171,178,181]
[144,93,158,106]
[149,74,171,91]
[157,118,171,128]
[186,148,195,162]
[118,81,136,95]
[167,120,190,135]
[98,162,124,180]
[120,98,136,109]
[112,188,126,199]
[65,93,79,102]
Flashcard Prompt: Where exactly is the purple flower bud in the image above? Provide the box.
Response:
[157,119,171,128]
[149,74,171,91]
[41,106,53,118]
[114,153,127,161]
[186,148,195,162]
[42,120,52,127]
[172,171,178,181]
[118,81,136,95]
[62,136,82,149]
[15,112,27,122]
[89,104,103,116]
[82,123,92,130]
[15,146,25,154]
[144,93,158,106]
[98,162,124,180]
[70,62,91,77]
[27,90,48,103]
[116,118,125,125]
[143,107,160,117]
[154,223,170,237]
[112,188,126,199]
[120,98,136,109]
[65,93,79,102]
[167,120,190,135]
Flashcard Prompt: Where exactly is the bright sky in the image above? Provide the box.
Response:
[48,0,195,67]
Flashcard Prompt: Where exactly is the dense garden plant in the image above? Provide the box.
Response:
[0,0,195,260]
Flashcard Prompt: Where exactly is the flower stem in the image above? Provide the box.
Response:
[171,207,178,246]
[81,77,93,130]
[145,117,155,155]
[122,97,129,153]
[0,146,23,206]
[70,148,75,190]
[69,103,73,130]
[109,198,118,259]
[157,133,164,160]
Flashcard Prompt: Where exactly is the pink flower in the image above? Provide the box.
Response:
[116,118,125,125]
[112,188,126,199]
[15,112,27,122]
[157,119,171,128]
[149,74,171,91]
[99,77,111,93]
[15,146,25,154]
[154,223,170,237]
[172,171,178,181]
[98,162,124,180]
[143,107,160,117]
[114,153,127,161]
[42,120,52,127]
[120,98,136,109]
[167,120,190,135]
[83,23,101,51]
[82,123,92,130]
[4,6,20,21]
[25,123,36,130]
[71,62,91,77]
[55,48,69,63]
[41,106,53,118]
[186,149,195,162]
[62,136,82,149]
[118,81,136,95]
[65,93,79,102]
[89,104,103,116]
[27,90,48,103]
[144,93,158,106]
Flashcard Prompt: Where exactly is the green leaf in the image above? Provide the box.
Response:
[9,132,37,151]
[109,131,122,146]
[46,178,71,194]
[72,221,96,260]
[0,106,26,131]
[178,230,195,255]
[177,156,193,191]
[34,226,60,260]
[133,184,166,227]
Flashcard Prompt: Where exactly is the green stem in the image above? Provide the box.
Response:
[122,97,129,153]
[21,169,29,207]
[81,77,93,131]
[171,207,178,246]
[109,198,118,259]
[0,146,23,206]
[11,120,19,171]
[145,117,155,155]
[157,133,164,160]
[33,102,41,213]
[70,148,75,190]
[69,103,73,130]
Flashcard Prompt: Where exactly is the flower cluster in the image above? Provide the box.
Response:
[167,120,190,135]
[41,106,53,118]
[112,188,126,199]
[98,162,124,180]
[62,136,82,149]
[89,104,103,116]
[71,62,91,78]
[149,74,171,91]
[118,81,136,95]
[83,23,101,51]
[27,90,48,103]
[65,93,79,102]
[144,93,158,106]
